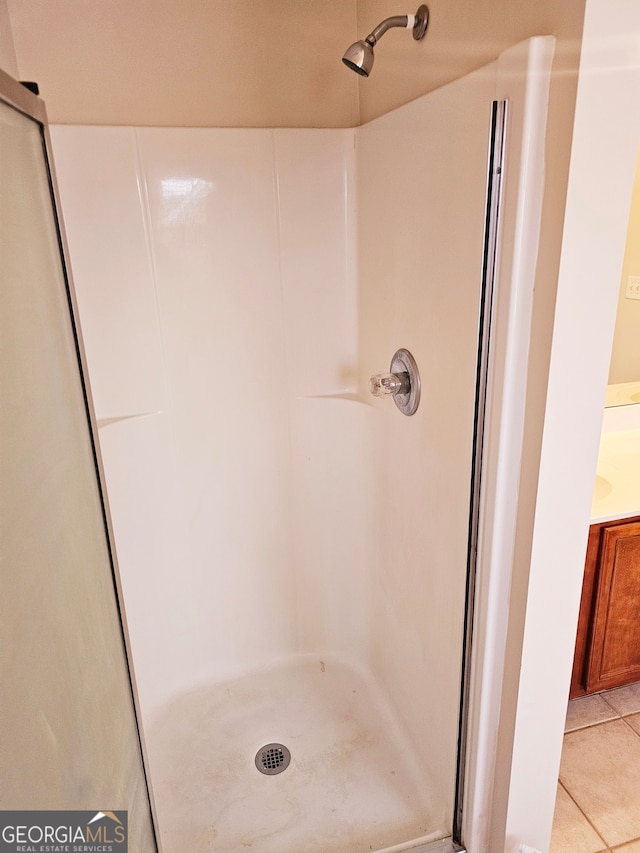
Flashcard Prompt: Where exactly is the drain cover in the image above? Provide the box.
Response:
[255,743,291,775]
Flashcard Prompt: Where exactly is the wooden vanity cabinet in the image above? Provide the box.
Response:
[570,514,640,698]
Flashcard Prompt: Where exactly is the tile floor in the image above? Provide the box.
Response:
[551,682,640,852]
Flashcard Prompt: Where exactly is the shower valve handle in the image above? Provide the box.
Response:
[369,371,410,398]
[369,349,421,416]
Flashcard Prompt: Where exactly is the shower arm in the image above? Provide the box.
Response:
[365,15,413,47]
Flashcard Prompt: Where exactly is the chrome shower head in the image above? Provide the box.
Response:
[342,38,376,77]
[342,4,429,78]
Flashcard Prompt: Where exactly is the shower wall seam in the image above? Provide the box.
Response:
[269,128,300,654]
[132,127,172,421]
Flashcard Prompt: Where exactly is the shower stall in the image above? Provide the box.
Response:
[38,35,553,853]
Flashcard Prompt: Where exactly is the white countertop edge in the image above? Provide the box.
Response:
[590,509,640,525]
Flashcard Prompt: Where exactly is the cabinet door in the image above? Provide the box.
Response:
[586,520,640,693]
[570,525,601,698]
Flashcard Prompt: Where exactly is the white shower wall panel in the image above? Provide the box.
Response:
[355,63,498,801]
[135,129,297,698]
[291,397,377,662]
[273,129,373,664]
[51,125,358,717]
[51,126,165,420]
[274,129,357,396]
[95,414,189,715]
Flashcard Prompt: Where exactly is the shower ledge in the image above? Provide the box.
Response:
[97,411,163,428]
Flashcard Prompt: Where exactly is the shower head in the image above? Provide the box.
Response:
[342,39,376,77]
[342,4,429,78]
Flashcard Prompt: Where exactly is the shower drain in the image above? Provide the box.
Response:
[255,743,291,776]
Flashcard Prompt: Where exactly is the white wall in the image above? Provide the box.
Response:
[609,148,640,384]
[497,3,640,851]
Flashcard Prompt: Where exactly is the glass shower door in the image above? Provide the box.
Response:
[0,72,156,849]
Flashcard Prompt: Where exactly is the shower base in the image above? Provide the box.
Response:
[148,655,448,852]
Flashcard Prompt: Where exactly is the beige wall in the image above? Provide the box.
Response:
[609,148,640,385]
[0,0,17,77]
[8,0,584,127]
[7,0,359,127]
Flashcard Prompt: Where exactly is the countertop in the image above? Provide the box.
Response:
[591,399,640,524]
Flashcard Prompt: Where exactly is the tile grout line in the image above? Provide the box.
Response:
[620,714,640,741]
[565,713,621,735]
[564,692,640,733]
[556,779,610,852]
[565,716,618,734]
[599,685,640,720]
[565,696,619,734]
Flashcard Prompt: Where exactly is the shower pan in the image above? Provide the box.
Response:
[49,35,553,853]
